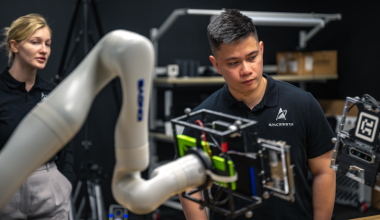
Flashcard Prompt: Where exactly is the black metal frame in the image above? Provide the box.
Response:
[171,109,257,157]
[171,109,264,218]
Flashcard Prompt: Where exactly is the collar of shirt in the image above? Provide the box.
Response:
[221,73,279,111]
[1,67,46,91]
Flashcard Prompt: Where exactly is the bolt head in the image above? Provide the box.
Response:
[245,211,253,218]
[184,108,191,115]
[234,120,242,127]
[263,191,270,199]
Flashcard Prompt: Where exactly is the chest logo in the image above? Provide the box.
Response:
[276,108,287,121]
[41,92,49,101]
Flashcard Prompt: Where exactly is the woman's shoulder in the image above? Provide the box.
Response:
[37,75,57,91]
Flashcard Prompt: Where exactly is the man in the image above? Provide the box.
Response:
[180,9,336,220]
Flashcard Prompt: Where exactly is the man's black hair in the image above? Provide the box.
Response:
[207,9,259,55]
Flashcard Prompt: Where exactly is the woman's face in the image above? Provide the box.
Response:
[14,26,51,70]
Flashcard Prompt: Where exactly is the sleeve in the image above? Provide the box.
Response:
[57,142,77,187]
[305,93,335,159]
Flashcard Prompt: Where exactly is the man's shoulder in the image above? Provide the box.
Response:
[273,78,311,102]
[193,86,225,112]
[276,79,308,95]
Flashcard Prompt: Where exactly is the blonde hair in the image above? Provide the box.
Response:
[0,13,52,66]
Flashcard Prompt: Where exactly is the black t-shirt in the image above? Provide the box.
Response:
[0,67,76,186]
[183,73,335,220]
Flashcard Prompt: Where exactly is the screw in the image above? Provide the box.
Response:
[234,120,242,128]
[245,211,253,218]
[262,191,270,199]
[184,108,191,116]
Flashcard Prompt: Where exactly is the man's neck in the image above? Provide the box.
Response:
[8,61,37,92]
[229,76,267,110]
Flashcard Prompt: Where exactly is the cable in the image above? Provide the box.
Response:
[209,133,221,150]
[194,120,213,158]
[347,103,357,113]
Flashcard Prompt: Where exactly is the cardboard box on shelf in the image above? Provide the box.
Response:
[312,50,337,75]
[372,181,380,210]
[276,50,337,75]
[277,52,313,75]
[318,99,358,117]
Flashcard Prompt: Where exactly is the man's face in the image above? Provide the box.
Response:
[210,35,264,96]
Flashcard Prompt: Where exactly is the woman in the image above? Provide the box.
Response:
[0,14,75,219]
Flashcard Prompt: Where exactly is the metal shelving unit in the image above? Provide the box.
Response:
[153,74,338,86]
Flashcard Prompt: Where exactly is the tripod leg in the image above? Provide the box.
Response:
[95,183,106,220]
[90,0,104,36]
[88,181,98,219]
[68,196,76,220]
[73,180,82,205]
[56,0,81,82]
[76,196,86,220]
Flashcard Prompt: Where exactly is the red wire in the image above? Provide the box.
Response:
[194,120,213,158]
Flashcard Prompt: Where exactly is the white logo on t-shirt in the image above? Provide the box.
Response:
[41,92,48,101]
[276,108,287,121]
[269,108,293,126]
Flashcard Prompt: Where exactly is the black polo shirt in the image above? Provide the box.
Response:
[0,68,76,186]
[0,67,55,155]
[184,73,335,220]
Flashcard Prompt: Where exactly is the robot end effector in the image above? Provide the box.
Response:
[331,94,380,190]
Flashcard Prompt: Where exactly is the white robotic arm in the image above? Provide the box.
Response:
[0,30,207,213]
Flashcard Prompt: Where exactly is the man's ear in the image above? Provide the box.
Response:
[10,40,18,54]
[209,55,221,75]
[260,41,264,55]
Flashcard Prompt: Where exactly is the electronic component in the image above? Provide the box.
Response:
[109,204,128,220]
[171,108,295,219]
[331,94,380,190]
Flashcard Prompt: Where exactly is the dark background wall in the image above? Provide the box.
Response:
[1,0,379,217]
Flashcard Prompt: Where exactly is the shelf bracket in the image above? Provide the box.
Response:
[299,16,341,49]
[299,24,323,49]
